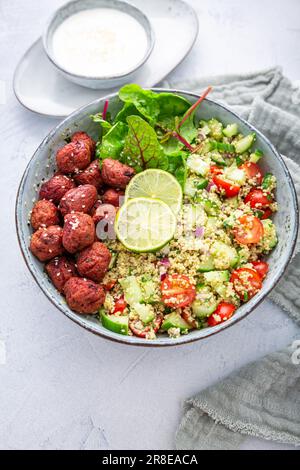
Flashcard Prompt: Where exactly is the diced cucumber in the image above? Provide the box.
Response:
[226,196,239,209]
[210,151,226,166]
[234,133,256,154]
[249,149,263,163]
[208,118,223,140]
[204,270,230,285]
[262,173,274,190]
[199,120,211,136]
[206,216,219,231]
[210,141,235,153]
[140,278,157,303]
[224,166,246,185]
[223,214,236,228]
[197,177,209,189]
[197,256,215,273]
[108,252,117,269]
[119,276,143,305]
[131,303,155,325]
[100,309,129,335]
[184,176,199,198]
[183,204,207,230]
[211,241,239,269]
[261,219,278,250]
[161,312,191,332]
[195,197,220,216]
[223,123,238,138]
[192,286,217,318]
[187,154,210,176]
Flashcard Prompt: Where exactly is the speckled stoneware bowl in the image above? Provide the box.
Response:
[43,0,155,89]
[16,90,299,346]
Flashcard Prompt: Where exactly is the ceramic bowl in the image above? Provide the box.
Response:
[43,0,155,89]
[16,89,299,346]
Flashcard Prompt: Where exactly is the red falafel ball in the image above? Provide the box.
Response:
[39,175,76,204]
[56,141,91,175]
[45,256,77,293]
[31,199,60,230]
[59,184,98,217]
[62,212,95,254]
[74,160,103,189]
[71,131,96,156]
[101,158,135,189]
[64,277,105,314]
[77,242,111,282]
[102,188,124,207]
[30,225,64,262]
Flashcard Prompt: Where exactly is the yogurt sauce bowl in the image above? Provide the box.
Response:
[43,0,155,89]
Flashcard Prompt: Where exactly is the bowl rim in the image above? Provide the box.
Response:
[42,0,155,82]
[15,88,299,347]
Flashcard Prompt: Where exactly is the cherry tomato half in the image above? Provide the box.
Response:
[207,302,236,326]
[230,268,262,300]
[251,261,269,279]
[103,279,117,291]
[129,315,163,338]
[112,296,127,314]
[245,188,272,209]
[161,274,196,308]
[213,175,240,198]
[240,162,263,185]
[233,215,264,244]
[210,165,223,175]
[259,208,273,220]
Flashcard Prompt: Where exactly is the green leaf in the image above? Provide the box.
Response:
[97,121,128,160]
[119,84,160,124]
[167,153,188,188]
[114,102,144,123]
[156,93,191,119]
[91,112,112,135]
[122,116,168,172]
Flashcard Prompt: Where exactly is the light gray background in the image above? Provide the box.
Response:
[0,0,299,450]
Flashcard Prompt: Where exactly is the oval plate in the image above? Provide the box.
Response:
[13,0,199,118]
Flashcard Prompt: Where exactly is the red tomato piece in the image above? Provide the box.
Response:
[233,215,264,244]
[161,274,196,308]
[210,165,223,175]
[251,261,269,279]
[245,188,272,209]
[230,268,262,300]
[207,302,236,326]
[240,162,263,185]
[260,208,273,220]
[112,296,127,314]
[213,175,240,197]
[103,279,117,291]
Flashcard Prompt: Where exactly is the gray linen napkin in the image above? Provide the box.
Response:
[160,68,300,449]
[163,67,300,324]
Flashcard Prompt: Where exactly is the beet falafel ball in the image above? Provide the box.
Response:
[77,242,111,282]
[56,140,91,175]
[45,256,77,293]
[31,199,60,230]
[102,188,124,207]
[30,225,64,262]
[64,277,105,314]
[39,175,76,204]
[74,160,103,189]
[59,184,98,217]
[62,212,95,254]
[71,131,96,156]
[101,158,135,189]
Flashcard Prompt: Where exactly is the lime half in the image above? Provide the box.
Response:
[115,197,177,252]
[125,169,182,215]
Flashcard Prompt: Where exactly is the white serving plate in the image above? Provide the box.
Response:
[13,0,198,118]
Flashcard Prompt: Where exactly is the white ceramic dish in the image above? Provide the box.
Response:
[43,0,155,90]
[13,0,198,118]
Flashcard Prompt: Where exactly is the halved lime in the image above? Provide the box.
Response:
[125,169,182,214]
[115,197,177,252]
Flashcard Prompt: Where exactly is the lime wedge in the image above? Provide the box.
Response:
[115,197,177,252]
[125,169,182,214]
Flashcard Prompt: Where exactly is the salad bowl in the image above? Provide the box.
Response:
[15,89,298,346]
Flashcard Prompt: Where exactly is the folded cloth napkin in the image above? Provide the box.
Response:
[161,68,300,449]
[163,67,300,324]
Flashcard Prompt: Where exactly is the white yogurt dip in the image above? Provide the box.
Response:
[52,8,149,77]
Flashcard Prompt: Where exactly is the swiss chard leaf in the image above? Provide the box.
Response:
[119,84,160,125]
[97,121,128,160]
[122,116,168,172]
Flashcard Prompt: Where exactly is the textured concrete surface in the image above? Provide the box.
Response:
[0,0,299,450]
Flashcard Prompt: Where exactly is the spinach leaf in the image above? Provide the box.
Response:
[167,153,188,189]
[119,84,160,124]
[114,102,144,123]
[97,121,128,160]
[156,93,191,120]
[91,112,112,136]
[122,116,168,172]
